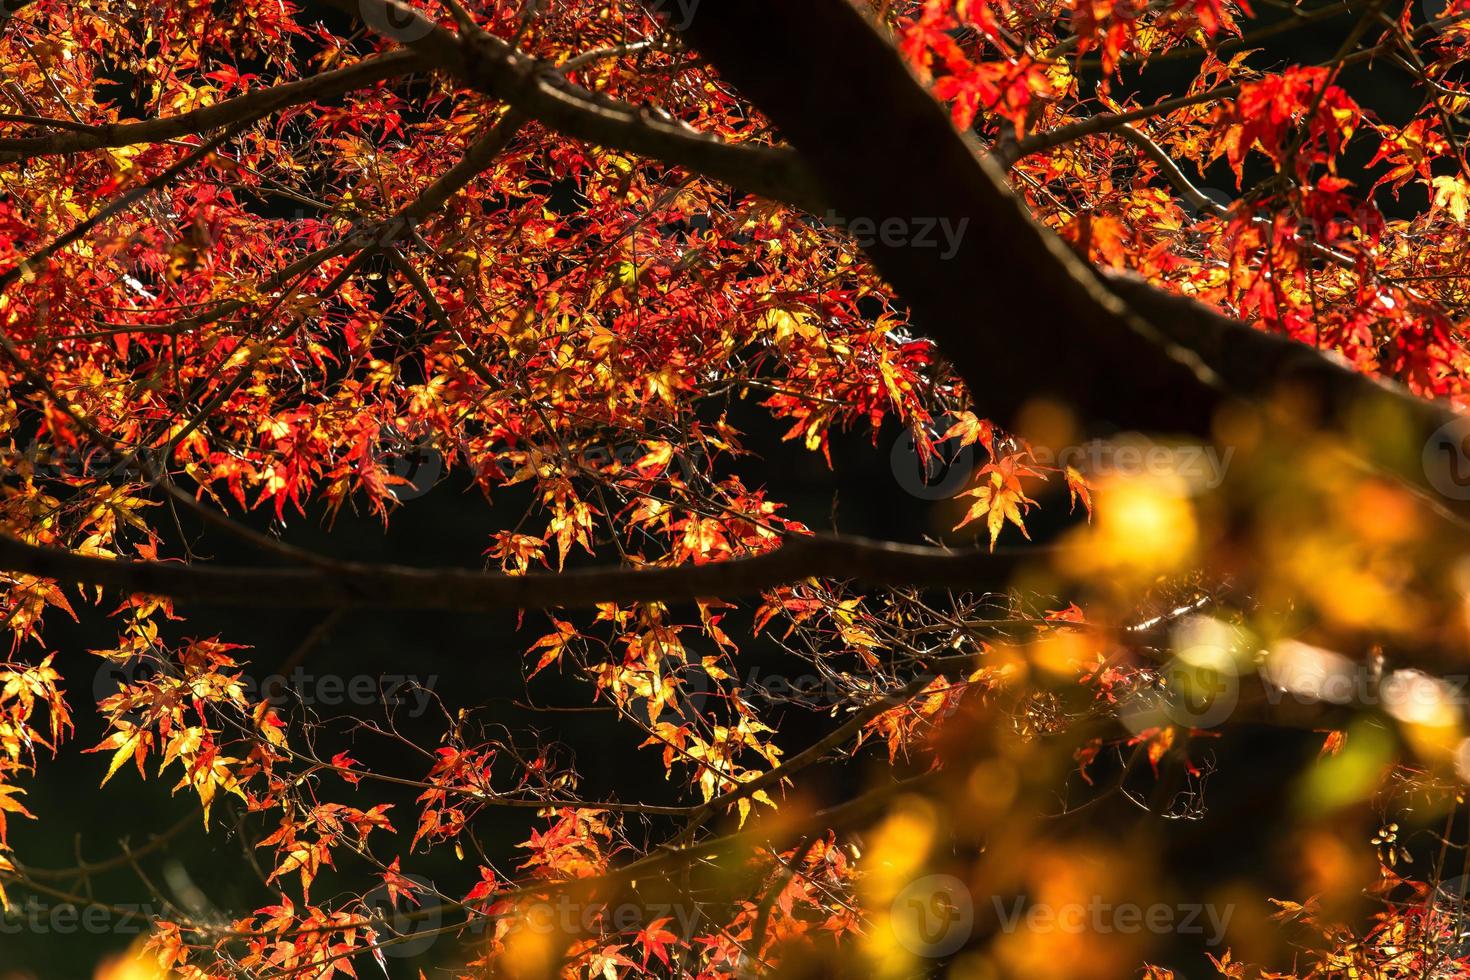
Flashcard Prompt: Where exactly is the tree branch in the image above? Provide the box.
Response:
[0,48,429,162]
[668,0,1470,521]
[0,532,1017,611]
[323,0,826,212]
[1011,13,1470,162]
[1113,124,1360,271]
[674,0,1226,436]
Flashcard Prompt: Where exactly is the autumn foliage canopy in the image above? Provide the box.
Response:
[5,0,1470,977]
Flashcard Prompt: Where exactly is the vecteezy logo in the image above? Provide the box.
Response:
[1423,417,1470,501]
[645,651,712,726]
[360,873,441,959]
[378,432,443,502]
[92,655,160,707]
[1432,875,1470,960]
[1159,652,1239,729]
[645,0,702,31]
[890,415,974,501]
[1181,186,1233,223]
[891,874,973,958]
[1120,643,1240,733]
[1421,0,1468,33]
[361,0,436,43]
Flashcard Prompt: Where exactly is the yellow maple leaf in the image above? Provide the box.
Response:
[1432,174,1470,224]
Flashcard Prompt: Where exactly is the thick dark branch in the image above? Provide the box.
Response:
[0,49,429,162]
[671,0,1470,519]
[0,533,1016,611]
[675,0,1223,436]
[325,0,825,212]
[1099,272,1463,505]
